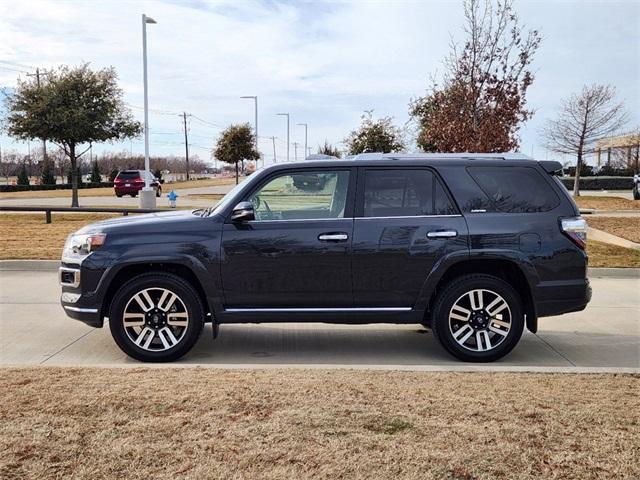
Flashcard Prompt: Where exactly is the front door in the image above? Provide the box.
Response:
[351,167,468,307]
[221,168,355,308]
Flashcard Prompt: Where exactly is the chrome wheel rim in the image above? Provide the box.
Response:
[123,288,189,352]
[448,289,512,352]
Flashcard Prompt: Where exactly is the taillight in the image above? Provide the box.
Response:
[561,216,587,249]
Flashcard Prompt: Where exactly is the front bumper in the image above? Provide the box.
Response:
[60,264,105,328]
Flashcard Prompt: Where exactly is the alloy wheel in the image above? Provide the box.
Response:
[448,289,512,352]
[122,287,189,351]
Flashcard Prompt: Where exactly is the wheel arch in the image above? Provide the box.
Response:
[100,262,211,322]
[422,256,538,333]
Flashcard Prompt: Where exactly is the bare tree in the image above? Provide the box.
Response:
[542,84,628,196]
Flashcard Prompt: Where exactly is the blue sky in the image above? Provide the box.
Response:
[0,0,638,165]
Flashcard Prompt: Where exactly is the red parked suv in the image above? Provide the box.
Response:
[114,170,162,198]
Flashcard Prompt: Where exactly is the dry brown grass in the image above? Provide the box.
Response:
[0,177,237,200]
[575,195,640,211]
[587,240,640,268]
[0,213,117,259]
[184,193,226,202]
[587,216,640,244]
[0,368,637,480]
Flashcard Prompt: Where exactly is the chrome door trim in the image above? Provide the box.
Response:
[224,307,412,313]
[355,214,462,220]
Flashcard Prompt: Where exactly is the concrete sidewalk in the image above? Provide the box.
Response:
[0,269,638,372]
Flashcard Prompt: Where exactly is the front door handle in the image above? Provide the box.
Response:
[427,230,458,239]
[318,232,349,242]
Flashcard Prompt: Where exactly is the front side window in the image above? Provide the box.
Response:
[248,170,350,221]
[467,166,560,213]
[363,169,457,217]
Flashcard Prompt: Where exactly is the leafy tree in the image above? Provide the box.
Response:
[89,159,102,183]
[17,163,30,186]
[345,111,405,155]
[317,140,342,158]
[213,123,259,184]
[410,0,541,152]
[542,84,628,196]
[40,161,56,185]
[5,64,141,206]
[108,169,119,182]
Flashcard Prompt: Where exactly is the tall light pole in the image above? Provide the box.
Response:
[297,123,308,160]
[141,13,157,208]
[240,96,259,167]
[277,113,289,162]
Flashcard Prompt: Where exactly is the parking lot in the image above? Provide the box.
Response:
[1,266,637,371]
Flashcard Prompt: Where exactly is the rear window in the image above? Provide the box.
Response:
[467,166,560,213]
[363,169,457,217]
[116,171,141,180]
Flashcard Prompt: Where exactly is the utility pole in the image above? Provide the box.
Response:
[141,13,157,208]
[296,123,308,160]
[276,113,290,162]
[27,68,47,167]
[271,136,277,164]
[293,142,299,162]
[182,112,190,180]
[307,147,312,157]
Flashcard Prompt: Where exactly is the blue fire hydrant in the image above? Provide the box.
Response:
[168,190,178,208]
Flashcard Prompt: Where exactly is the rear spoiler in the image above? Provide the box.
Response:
[538,161,563,175]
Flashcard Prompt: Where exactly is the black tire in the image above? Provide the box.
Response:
[431,274,524,362]
[131,193,138,198]
[108,273,204,362]
[633,186,640,201]
[116,194,123,198]
[156,188,162,198]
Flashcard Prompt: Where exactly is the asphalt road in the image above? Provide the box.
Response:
[0,268,638,371]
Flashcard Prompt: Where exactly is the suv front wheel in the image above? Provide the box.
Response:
[431,274,524,362]
[109,273,204,362]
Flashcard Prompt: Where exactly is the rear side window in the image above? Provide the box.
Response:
[117,171,141,180]
[363,169,457,217]
[467,166,560,213]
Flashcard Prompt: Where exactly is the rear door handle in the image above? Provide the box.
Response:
[427,230,458,239]
[318,232,349,242]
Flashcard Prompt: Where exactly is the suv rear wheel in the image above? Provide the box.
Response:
[108,273,204,362]
[431,274,524,362]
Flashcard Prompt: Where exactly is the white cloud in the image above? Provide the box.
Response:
[0,0,638,163]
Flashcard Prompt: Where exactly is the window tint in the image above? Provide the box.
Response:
[248,170,350,220]
[363,169,457,217]
[467,166,560,213]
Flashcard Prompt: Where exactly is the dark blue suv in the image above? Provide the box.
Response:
[60,153,591,362]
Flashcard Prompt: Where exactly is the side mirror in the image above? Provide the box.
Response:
[230,201,255,222]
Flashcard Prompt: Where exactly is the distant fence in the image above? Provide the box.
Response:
[0,206,163,224]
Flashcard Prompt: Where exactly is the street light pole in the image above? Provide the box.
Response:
[240,96,259,167]
[141,13,157,208]
[297,123,308,160]
[277,113,289,162]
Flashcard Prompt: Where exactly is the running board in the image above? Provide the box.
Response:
[223,307,412,313]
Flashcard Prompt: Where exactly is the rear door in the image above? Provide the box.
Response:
[351,167,468,307]
[220,167,355,308]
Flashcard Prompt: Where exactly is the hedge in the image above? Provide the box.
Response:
[0,182,114,193]
[560,176,633,191]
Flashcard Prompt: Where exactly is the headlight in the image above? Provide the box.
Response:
[62,233,106,264]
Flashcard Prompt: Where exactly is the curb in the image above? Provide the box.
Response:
[0,260,60,271]
[1,260,639,279]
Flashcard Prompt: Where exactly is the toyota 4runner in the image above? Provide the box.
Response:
[60,153,591,362]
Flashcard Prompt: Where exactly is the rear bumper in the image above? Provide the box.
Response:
[114,185,143,195]
[535,278,592,317]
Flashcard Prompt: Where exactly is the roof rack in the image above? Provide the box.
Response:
[346,152,533,161]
